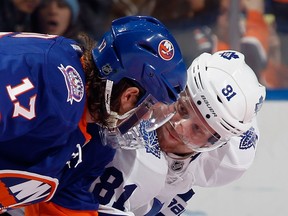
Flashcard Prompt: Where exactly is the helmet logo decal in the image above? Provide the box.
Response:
[219,51,239,60]
[239,127,258,149]
[255,95,264,113]
[58,64,84,105]
[98,39,106,52]
[102,64,113,75]
[158,39,174,61]
[200,95,217,117]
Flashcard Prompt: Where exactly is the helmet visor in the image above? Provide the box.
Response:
[167,90,229,152]
[101,94,176,149]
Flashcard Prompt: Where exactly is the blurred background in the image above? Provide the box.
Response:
[2,0,288,89]
[1,0,287,215]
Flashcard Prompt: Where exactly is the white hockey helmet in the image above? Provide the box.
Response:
[174,50,266,152]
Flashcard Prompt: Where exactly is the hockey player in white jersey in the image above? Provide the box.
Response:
[91,50,266,216]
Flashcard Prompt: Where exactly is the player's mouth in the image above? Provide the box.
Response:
[165,124,181,143]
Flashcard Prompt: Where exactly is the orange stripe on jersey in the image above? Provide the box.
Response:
[78,106,92,143]
[0,180,16,207]
[25,202,99,216]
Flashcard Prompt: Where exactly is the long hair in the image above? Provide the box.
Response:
[77,33,137,127]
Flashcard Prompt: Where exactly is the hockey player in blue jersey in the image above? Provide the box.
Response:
[90,50,266,215]
[0,16,187,215]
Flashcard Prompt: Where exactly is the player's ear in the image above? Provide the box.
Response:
[119,87,139,114]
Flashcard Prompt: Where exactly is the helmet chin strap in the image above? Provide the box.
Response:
[104,79,113,115]
[105,79,137,128]
[106,108,137,128]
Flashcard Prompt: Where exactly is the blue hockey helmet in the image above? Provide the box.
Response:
[92,16,187,106]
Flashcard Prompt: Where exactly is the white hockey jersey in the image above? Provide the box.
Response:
[91,118,260,216]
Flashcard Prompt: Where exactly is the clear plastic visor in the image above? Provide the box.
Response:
[167,90,228,152]
[100,94,176,149]
[117,94,176,134]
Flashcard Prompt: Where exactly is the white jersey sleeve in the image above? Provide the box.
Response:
[190,117,260,187]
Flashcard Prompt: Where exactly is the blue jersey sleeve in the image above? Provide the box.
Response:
[0,33,88,212]
[51,124,116,211]
[0,32,85,141]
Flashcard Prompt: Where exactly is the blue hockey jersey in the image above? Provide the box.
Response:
[24,123,116,215]
[50,123,116,211]
[0,32,87,211]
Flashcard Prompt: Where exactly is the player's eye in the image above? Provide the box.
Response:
[175,101,189,119]
[192,123,205,135]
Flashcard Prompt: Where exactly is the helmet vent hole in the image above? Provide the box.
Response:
[206,114,210,119]
[138,43,157,56]
[166,86,177,101]
[220,122,230,131]
[222,119,235,129]
[220,119,241,134]
[217,95,222,103]
[198,73,203,89]
[174,85,182,94]
[197,100,201,105]
[194,77,199,89]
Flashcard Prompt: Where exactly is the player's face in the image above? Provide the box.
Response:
[156,92,218,154]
